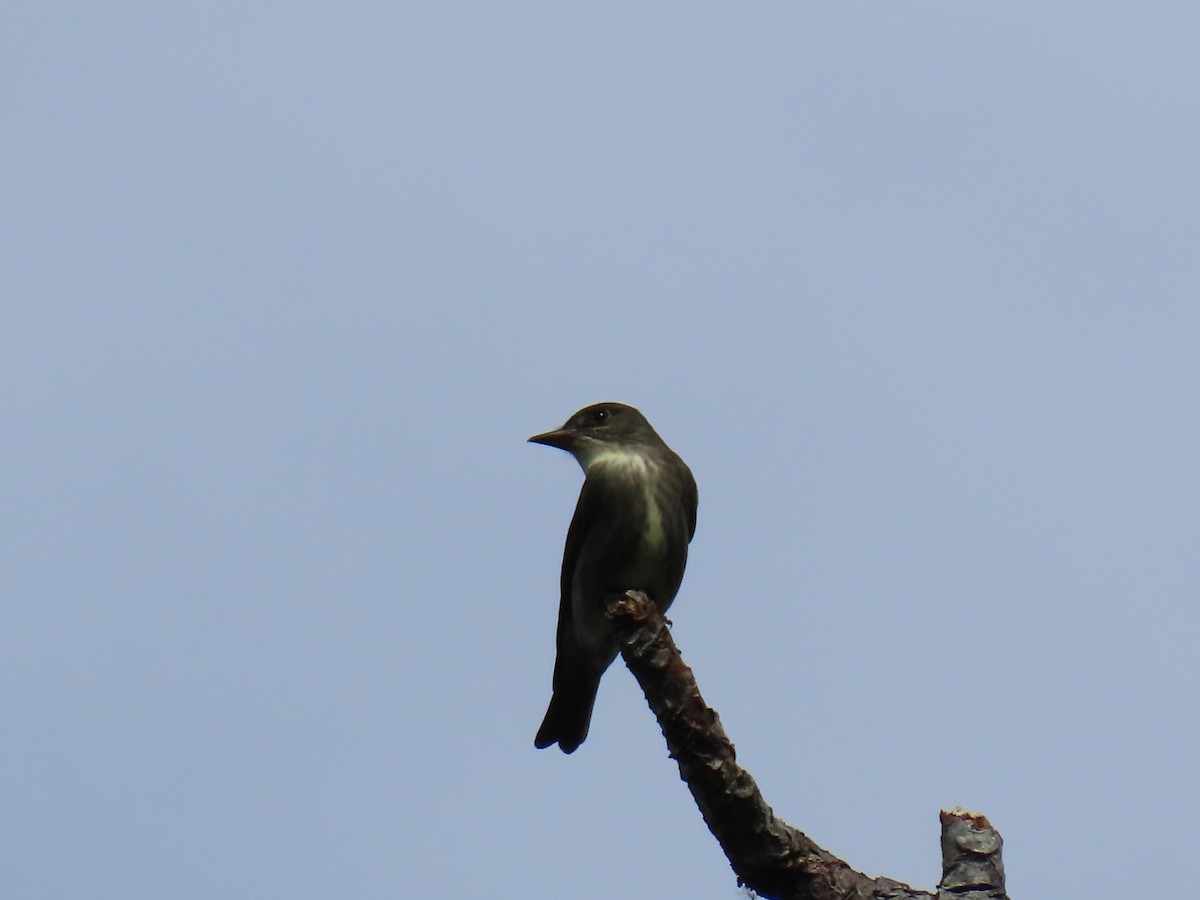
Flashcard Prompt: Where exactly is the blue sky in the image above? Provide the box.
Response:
[3,4,1197,898]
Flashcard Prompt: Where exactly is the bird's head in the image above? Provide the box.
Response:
[529,402,659,470]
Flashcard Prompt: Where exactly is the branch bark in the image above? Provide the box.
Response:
[607,591,1009,900]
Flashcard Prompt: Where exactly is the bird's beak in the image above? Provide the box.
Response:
[528,427,576,450]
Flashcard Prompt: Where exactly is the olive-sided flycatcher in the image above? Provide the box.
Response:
[529,402,698,753]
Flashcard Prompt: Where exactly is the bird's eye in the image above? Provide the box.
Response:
[594,408,609,423]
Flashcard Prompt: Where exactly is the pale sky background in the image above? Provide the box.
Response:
[3,4,1197,899]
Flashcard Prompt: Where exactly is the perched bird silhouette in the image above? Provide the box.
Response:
[529,402,697,753]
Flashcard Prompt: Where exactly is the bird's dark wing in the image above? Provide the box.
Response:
[683,466,699,542]
[535,474,614,752]
[557,474,603,633]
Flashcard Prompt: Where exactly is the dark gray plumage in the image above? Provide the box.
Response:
[529,402,698,753]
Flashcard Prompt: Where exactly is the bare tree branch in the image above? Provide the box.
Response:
[607,591,1008,900]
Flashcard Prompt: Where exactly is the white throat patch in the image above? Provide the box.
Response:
[576,441,654,476]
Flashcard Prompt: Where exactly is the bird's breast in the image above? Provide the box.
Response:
[641,485,666,553]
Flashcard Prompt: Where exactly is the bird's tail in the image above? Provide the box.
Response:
[534,675,601,754]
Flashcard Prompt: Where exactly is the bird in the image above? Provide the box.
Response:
[529,402,698,753]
